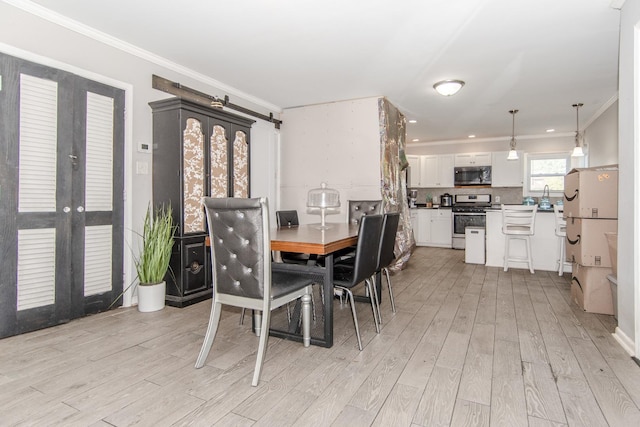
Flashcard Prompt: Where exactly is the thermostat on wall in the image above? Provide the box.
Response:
[138,142,151,153]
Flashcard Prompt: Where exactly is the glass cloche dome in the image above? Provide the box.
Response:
[307,182,340,228]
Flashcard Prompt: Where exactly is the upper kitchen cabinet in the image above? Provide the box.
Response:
[454,152,492,166]
[407,155,421,187]
[421,154,454,187]
[491,151,523,187]
[149,97,254,307]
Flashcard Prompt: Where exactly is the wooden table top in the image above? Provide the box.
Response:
[270,223,358,255]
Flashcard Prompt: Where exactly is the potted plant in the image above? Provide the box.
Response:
[135,205,175,312]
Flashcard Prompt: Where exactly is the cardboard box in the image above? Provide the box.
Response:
[564,165,618,219]
[565,217,617,267]
[571,263,614,315]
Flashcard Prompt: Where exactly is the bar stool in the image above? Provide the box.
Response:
[501,204,537,274]
[553,205,568,276]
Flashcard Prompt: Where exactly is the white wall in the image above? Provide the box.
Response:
[586,101,619,166]
[0,2,281,306]
[279,97,382,224]
[616,0,640,356]
[406,134,576,157]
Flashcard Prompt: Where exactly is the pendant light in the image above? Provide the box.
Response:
[571,103,585,157]
[507,109,519,160]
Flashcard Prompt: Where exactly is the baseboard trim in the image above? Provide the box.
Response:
[613,326,636,356]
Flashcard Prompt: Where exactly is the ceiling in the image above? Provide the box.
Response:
[25,0,621,145]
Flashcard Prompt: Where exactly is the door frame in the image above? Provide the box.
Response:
[0,44,136,307]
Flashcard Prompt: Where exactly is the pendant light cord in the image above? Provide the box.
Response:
[509,109,519,150]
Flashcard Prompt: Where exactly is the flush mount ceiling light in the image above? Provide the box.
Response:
[507,109,519,160]
[433,79,465,96]
[571,103,585,157]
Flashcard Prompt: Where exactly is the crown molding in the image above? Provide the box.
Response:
[4,0,282,114]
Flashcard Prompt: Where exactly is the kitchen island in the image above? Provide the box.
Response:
[485,207,571,273]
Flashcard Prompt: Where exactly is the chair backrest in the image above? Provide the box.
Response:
[350,214,384,286]
[553,204,566,236]
[377,212,400,270]
[501,204,537,235]
[348,200,383,225]
[276,210,299,227]
[203,197,270,300]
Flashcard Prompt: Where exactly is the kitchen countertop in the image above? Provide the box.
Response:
[485,205,556,212]
[410,206,452,209]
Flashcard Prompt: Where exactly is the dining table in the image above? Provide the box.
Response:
[269,222,359,348]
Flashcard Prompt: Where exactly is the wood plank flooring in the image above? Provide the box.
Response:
[1,247,640,426]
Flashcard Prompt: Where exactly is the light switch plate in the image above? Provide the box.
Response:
[137,142,151,153]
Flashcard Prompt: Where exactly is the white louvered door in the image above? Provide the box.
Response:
[0,53,124,337]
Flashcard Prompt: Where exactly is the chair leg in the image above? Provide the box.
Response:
[367,278,381,333]
[341,287,363,351]
[195,301,222,368]
[383,267,396,313]
[526,236,534,274]
[503,235,510,271]
[557,236,563,276]
[239,308,246,325]
[252,307,271,386]
[301,288,312,347]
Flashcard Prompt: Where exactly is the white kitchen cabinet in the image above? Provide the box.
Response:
[491,151,523,187]
[407,155,421,187]
[430,209,453,247]
[454,152,492,166]
[415,209,431,245]
[410,209,419,242]
[412,208,452,248]
[421,154,454,187]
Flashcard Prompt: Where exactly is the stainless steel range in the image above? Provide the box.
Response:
[452,194,491,249]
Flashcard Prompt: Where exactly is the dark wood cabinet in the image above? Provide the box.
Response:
[149,98,254,307]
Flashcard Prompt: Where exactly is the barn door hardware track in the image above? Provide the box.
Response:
[152,74,282,129]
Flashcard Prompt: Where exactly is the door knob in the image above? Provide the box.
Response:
[77,206,84,212]
[63,206,71,213]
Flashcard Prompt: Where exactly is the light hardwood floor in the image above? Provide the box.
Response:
[2,247,640,426]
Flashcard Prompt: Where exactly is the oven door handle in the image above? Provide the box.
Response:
[453,213,486,216]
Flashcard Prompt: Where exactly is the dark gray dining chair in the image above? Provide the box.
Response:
[332,200,384,264]
[374,212,400,318]
[333,214,384,350]
[275,210,311,265]
[196,197,313,386]
[348,200,383,225]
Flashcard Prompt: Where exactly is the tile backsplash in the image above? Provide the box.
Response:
[411,187,563,206]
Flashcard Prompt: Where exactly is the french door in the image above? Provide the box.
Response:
[0,53,125,338]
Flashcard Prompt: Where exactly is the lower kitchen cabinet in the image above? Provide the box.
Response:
[412,209,452,248]
[430,209,453,247]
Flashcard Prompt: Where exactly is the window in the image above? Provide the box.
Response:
[524,153,570,196]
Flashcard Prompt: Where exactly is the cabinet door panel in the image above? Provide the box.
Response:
[209,123,229,198]
[231,126,250,198]
[420,156,438,187]
[438,155,455,187]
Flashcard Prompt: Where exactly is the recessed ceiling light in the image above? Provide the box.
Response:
[409,119,417,124]
[433,79,465,96]
[546,128,555,133]
[412,138,419,142]
[468,135,476,138]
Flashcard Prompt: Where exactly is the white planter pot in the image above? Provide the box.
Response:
[137,281,166,312]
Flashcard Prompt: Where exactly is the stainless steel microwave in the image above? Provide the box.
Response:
[454,166,492,186]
